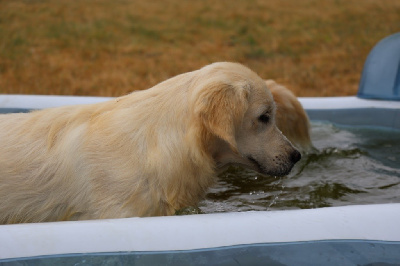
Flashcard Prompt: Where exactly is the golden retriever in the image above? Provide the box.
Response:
[266,80,313,152]
[0,62,301,224]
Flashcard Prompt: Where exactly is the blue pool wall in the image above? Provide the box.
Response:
[1,240,400,266]
[306,108,400,130]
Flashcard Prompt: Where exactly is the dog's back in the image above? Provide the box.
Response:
[0,107,96,223]
[0,71,216,223]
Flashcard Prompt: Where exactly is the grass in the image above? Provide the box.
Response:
[0,0,399,97]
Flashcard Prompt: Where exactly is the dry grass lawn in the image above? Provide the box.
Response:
[1,0,399,97]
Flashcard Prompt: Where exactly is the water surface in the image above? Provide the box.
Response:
[197,122,400,213]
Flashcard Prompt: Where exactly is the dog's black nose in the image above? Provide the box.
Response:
[290,150,302,164]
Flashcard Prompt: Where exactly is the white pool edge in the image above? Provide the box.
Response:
[1,94,400,110]
[1,203,400,260]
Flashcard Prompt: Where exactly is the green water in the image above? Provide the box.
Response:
[197,122,400,213]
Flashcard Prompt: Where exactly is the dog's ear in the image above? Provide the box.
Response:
[194,82,249,153]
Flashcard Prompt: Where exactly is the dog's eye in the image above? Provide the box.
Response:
[258,114,270,124]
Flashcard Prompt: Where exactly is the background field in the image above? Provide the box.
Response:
[1,0,399,97]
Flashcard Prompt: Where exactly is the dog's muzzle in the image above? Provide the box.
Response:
[247,149,302,177]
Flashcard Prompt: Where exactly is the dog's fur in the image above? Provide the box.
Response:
[266,80,313,152]
[0,62,300,224]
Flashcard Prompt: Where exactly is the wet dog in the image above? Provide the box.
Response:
[0,62,301,223]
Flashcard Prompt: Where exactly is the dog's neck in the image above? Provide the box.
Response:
[209,137,245,174]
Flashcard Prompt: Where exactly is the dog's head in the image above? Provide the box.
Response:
[192,62,301,176]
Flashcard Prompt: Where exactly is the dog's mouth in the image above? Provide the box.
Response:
[247,156,266,174]
[246,155,295,177]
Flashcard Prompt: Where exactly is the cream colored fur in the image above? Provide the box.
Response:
[0,62,300,224]
[266,80,313,152]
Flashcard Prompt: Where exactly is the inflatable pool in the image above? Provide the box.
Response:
[0,204,399,265]
[0,33,400,265]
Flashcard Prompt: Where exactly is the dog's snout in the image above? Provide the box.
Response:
[290,149,301,164]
